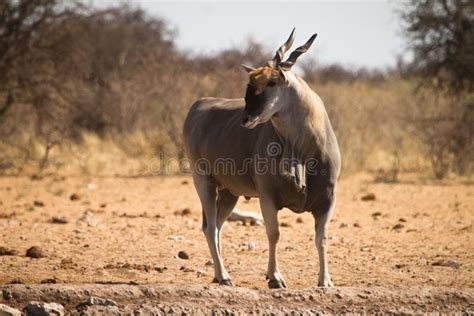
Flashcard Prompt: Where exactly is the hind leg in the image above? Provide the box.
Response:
[193,174,232,285]
[313,196,336,287]
[216,189,238,255]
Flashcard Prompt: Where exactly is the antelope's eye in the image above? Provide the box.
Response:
[267,81,276,87]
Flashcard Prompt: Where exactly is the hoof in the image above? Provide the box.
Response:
[212,277,234,286]
[268,279,287,289]
[317,280,334,287]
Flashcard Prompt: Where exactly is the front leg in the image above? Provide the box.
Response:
[260,197,287,289]
[313,197,336,287]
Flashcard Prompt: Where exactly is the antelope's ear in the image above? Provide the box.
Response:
[278,67,288,82]
[242,64,256,73]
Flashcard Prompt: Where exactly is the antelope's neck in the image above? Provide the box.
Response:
[270,75,327,159]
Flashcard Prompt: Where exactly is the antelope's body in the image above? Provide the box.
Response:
[183,30,341,288]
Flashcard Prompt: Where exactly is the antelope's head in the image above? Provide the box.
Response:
[241,29,317,129]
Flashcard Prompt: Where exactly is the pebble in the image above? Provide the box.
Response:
[33,200,45,207]
[0,247,17,256]
[296,217,304,223]
[77,296,118,308]
[0,304,21,316]
[26,246,45,259]
[178,251,190,259]
[361,193,376,201]
[23,301,64,316]
[51,216,68,224]
[431,260,460,269]
[168,235,185,241]
[392,223,404,230]
[69,193,81,201]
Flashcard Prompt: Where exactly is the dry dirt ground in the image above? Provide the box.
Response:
[0,174,472,313]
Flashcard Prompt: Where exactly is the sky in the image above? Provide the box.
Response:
[95,1,407,69]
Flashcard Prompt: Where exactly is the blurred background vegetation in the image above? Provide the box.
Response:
[0,0,472,180]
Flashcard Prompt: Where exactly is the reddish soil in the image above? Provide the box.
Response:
[0,175,472,313]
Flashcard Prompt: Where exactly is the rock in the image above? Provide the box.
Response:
[33,200,44,207]
[361,193,376,201]
[174,208,191,216]
[431,260,460,269]
[339,223,348,228]
[280,222,292,228]
[26,246,45,258]
[77,297,118,309]
[24,302,64,316]
[296,217,304,223]
[178,251,190,259]
[353,222,362,228]
[2,289,12,300]
[228,209,263,225]
[247,242,256,250]
[51,216,68,224]
[0,304,21,316]
[0,247,17,256]
[180,266,194,272]
[392,223,404,230]
[76,210,100,227]
[70,193,81,201]
[371,212,382,217]
[399,218,407,222]
[155,266,168,273]
[205,260,213,267]
[40,278,57,284]
[168,235,185,241]
[181,180,189,185]
[196,270,207,277]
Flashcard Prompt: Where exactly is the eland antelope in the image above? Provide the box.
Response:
[183,29,341,288]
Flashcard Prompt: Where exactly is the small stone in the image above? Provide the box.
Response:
[33,200,44,207]
[26,246,45,259]
[361,193,376,201]
[77,297,117,309]
[180,266,194,272]
[0,247,17,256]
[196,270,207,277]
[280,222,292,228]
[40,278,57,284]
[155,266,168,273]
[431,260,460,269]
[335,293,343,299]
[181,180,189,185]
[70,193,81,201]
[392,223,404,230]
[371,212,382,217]
[205,260,213,267]
[339,223,348,228]
[174,208,191,216]
[168,235,185,241]
[51,216,68,224]
[247,242,256,250]
[399,218,407,222]
[0,304,21,316]
[296,217,304,223]
[353,222,362,228]
[24,302,64,316]
[178,251,190,259]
